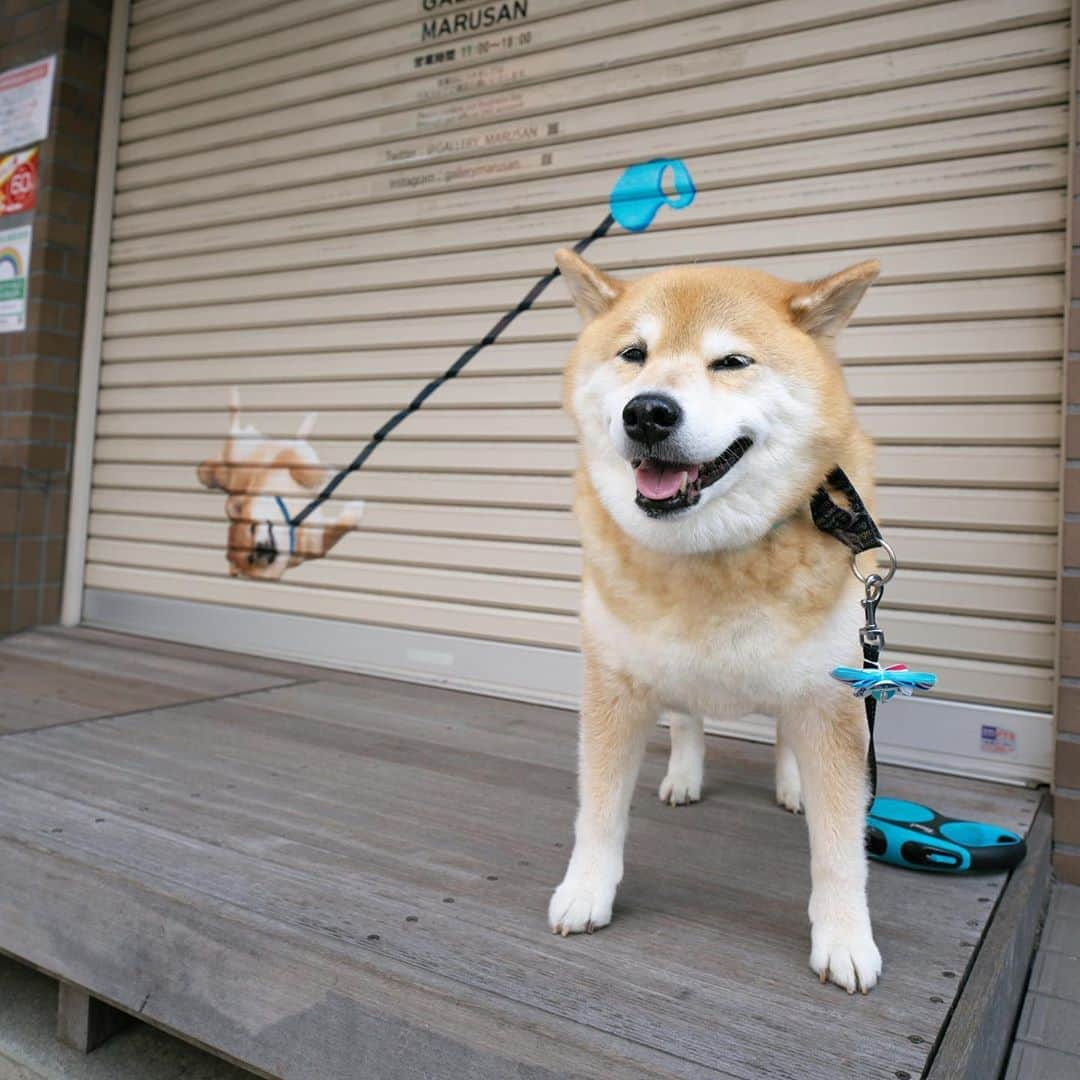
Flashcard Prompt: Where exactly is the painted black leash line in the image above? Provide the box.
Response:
[288,213,617,529]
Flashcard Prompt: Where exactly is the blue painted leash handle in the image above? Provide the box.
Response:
[609,158,696,232]
[865,797,1026,873]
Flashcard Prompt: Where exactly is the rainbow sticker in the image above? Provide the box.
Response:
[0,247,24,277]
[0,224,31,332]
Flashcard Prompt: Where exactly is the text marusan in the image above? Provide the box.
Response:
[421,1,529,42]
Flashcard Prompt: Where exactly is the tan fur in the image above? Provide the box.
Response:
[548,253,885,994]
[566,258,876,653]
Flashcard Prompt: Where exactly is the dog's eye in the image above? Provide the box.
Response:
[709,353,753,371]
[619,344,647,365]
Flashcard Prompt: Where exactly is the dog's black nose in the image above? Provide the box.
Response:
[622,393,682,445]
[251,541,277,565]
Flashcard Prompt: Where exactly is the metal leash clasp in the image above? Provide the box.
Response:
[851,541,896,652]
[860,575,886,650]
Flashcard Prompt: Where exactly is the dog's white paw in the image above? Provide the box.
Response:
[810,918,882,994]
[775,748,803,813]
[548,871,617,935]
[658,763,702,806]
[775,771,803,814]
[340,500,365,526]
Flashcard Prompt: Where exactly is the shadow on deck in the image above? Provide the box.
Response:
[0,628,1048,1079]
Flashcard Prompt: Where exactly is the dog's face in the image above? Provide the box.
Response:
[559,252,877,554]
[199,458,298,580]
[223,491,291,579]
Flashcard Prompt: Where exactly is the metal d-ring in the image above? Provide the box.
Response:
[851,539,897,586]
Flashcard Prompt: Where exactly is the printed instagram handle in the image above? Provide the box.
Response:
[609,158,697,232]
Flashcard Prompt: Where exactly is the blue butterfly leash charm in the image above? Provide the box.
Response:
[810,468,1024,873]
[830,664,936,703]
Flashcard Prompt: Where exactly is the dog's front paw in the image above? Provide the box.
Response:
[341,500,365,526]
[658,763,702,806]
[775,746,802,813]
[775,770,803,814]
[810,918,882,994]
[548,871,616,936]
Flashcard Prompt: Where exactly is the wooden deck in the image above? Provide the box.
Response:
[0,628,1043,1079]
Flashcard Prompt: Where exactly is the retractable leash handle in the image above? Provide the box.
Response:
[866,798,1026,873]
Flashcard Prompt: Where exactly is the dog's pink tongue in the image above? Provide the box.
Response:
[634,462,699,500]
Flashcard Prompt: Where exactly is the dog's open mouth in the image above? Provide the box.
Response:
[633,436,753,516]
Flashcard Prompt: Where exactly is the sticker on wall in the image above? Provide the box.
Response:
[0,223,31,332]
[980,724,1016,755]
[0,57,56,155]
[197,391,364,580]
[199,158,697,579]
[0,147,38,217]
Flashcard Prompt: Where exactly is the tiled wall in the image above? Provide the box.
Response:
[0,0,111,634]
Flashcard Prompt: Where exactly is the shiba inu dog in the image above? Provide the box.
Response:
[197,390,364,580]
[548,250,883,993]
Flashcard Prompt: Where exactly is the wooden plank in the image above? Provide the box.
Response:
[56,982,133,1053]
[0,629,299,736]
[925,797,1053,1080]
[0,662,1044,1078]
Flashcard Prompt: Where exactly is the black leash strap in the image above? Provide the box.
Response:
[288,213,617,529]
[810,466,887,800]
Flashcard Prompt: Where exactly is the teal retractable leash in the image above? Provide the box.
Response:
[810,469,1026,874]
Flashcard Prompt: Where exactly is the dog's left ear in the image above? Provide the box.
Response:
[790,259,879,340]
[555,249,624,322]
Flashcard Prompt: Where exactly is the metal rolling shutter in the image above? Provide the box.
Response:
[85,0,1067,779]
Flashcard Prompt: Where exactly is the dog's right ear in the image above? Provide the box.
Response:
[197,458,229,491]
[555,249,623,322]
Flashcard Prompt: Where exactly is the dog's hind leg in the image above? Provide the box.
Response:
[783,693,880,994]
[775,716,803,813]
[549,654,655,935]
[659,712,704,805]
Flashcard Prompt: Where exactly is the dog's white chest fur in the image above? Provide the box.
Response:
[582,580,861,717]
